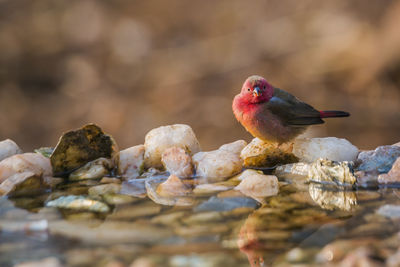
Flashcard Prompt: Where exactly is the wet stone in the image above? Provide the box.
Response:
[69,157,112,181]
[120,178,147,198]
[144,124,201,169]
[378,157,400,184]
[88,183,122,197]
[377,204,400,219]
[0,172,47,197]
[102,193,138,205]
[274,162,310,182]
[150,211,186,225]
[34,147,53,158]
[108,202,161,220]
[193,181,237,195]
[240,138,298,168]
[194,196,259,212]
[293,137,359,163]
[308,184,357,211]
[156,174,191,197]
[357,145,400,173]
[50,123,117,177]
[309,158,356,186]
[235,170,279,203]
[115,144,145,179]
[46,195,110,213]
[161,147,194,178]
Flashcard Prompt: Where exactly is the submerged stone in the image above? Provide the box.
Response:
[357,145,400,173]
[115,144,145,179]
[293,137,359,163]
[274,162,310,182]
[144,124,201,169]
[309,158,356,186]
[161,147,194,178]
[192,140,245,181]
[120,178,147,198]
[240,138,297,168]
[50,124,117,176]
[309,184,357,211]
[69,158,112,181]
[194,196,259,212]
[156,174,191,197]
[235,170,279,203]
[378,157,400,184]
[46,195,110,213]
[0,139,22,161]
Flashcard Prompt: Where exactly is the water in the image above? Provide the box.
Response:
[0,178,399,267]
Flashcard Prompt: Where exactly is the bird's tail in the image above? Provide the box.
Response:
[319,110,350,118]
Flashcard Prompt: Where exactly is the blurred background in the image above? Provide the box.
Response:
[0,0,399,151]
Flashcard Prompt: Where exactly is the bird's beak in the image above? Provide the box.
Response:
[253,87,261,97]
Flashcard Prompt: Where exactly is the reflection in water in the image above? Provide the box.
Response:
[308,183,357,211]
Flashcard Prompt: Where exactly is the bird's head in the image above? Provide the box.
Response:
[239,75,273,104]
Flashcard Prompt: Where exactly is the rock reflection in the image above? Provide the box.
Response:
[308,183,357,211]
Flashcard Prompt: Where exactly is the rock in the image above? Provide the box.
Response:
[150,211,186,225]
[240,138,297,168]
[156,174,191,197]
[115,145,145,179]
[309,158,356,185]
[100,177,121,184]
[0,153,52,183]
[235,170,279,203]
[69,158,112,181]
[194,196,259,212]
[376,205,400,219]
[357,145,400,173]
[274,162,310,182]
[0,172,47,196]
[146,176,196,206]
[161,147,194,178]
[88,183,121,197]
[193,180,238,195]
[120,178,147,198]
[108,201,161,219]
[0,139,22,161]
[46,195,110,213]
[102,193,138,205]
[309,183,357,211]
[50,124,117,176]
[144,124,201,169]
[219,140,247,154]
[293,137,359,163]
[378,157,400,184]
[192,141,245,181]
[34,147,54,158]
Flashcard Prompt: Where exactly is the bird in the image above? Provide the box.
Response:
[232,75,349,144]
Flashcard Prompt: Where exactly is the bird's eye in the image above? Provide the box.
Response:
[263,86,266,89]
[247,88,251,91]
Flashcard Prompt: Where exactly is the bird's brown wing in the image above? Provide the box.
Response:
[266,87,324,126]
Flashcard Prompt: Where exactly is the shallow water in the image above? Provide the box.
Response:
[0,177,399,267]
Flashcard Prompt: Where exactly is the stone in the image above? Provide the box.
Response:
[88,183,121,197]
[235,170,279,203]
[0,172,47,197]
[293,137,359,163]
[274,162,310,182]
[240,138,297,168]
[161,147,194,178]
[14,257,63,267]
[0,139,22,161]
[34,147,53,158]
[146,176,196,206]
[50,123,117,176]
[120,178,147,198]
[357,145,400,173]
[115,145,145,179]
[192,141,245,181]
[377,205,400,219]
[102,193,138,205]
[156,174,191,197]
[144,124,201,169]
[69,158,112,181]
[309,183,357,211]
[0,153,52,183]
[308,158,356,185]
[378,157,400,184]
[193,180,238,195]
[46,195,110,213]
[194,196,259,212]
[219,140,247,154]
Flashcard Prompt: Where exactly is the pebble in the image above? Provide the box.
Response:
[377,204,400,219]
[161,147,194,178]
[357,145,400,173]
[115,145,145,179]
[235,170,279,202]
[144,124,201,169]
[0,139,22,162]
[69,158,112,181]
[308,158,356,185]
[194,196,259,212]
[378,157,400,184]
[46,195,110,213]
[156,174,191,197]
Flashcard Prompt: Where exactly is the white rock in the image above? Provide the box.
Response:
[69,158,112,181]
[0,153,52,184]
[235,170,279,202]
[161,147,194,178]
[144,124,201,169]
[192,141,245,181]
[293,137,359,163]
[0,139,22,162]
[219,140,247,154]
[115,145,145,179]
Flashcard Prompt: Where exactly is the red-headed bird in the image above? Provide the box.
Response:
[233,75,349,143]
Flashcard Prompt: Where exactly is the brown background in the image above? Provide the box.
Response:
[0,0,399,151]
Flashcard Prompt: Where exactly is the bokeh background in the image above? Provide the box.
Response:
[0,0,399,152]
